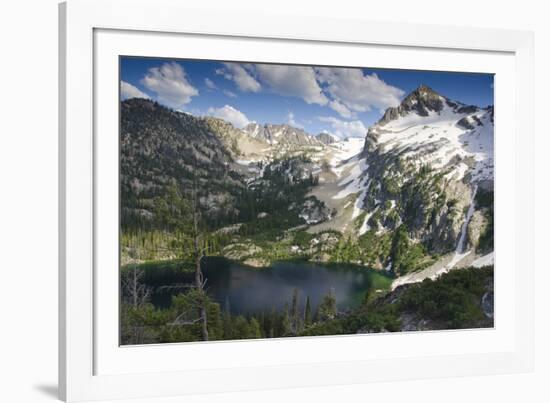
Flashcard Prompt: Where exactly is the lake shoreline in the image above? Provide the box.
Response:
[124,257,394,315]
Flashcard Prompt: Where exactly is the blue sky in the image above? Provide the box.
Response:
[120,56,494,138]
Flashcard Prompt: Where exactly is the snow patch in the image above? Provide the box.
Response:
[359,208,376,235]
[471,252,494,268]
[333,160,369,200]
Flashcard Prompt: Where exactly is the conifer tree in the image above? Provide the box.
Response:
[281,303,291,336]
[318,288,337,321]
[248,318,262,338]
[290,288,300,334]
[304,296,312,327]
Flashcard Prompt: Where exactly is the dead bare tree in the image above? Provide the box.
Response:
[169,302,204,326]
[191,173,209,341]
[163,155,209,341]
[121,266,152,344]
[121,266,150,308]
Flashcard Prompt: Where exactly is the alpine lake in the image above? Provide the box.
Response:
[139,257,394,315]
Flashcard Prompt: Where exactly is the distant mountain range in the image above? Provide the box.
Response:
[242,122,325,146]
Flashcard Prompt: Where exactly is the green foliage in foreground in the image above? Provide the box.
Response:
[121,266,493,344]
[301,266,494,337]
[121,263,337,344]
[396,267,491,328]
[121,292,264,345]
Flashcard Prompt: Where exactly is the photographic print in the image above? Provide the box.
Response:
[119,57,494,345]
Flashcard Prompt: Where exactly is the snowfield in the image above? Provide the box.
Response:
[374,104,493,182]
[328,137,365,167]
[327,138,370,220]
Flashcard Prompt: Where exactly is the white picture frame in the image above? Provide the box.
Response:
[59,0,534,401]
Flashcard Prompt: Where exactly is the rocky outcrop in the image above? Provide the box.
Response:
[308,232,340,262]
[467,210,489,250]
[358,140,474,254]
[378,85,482,128]
[317,132,338,145]
[429,181,474,253]
[457,116,476,130]
[299,197,331,224]
[222,243,263,261]
[242,257,269,268]
[481,291,494,318]
[378,85,446,125]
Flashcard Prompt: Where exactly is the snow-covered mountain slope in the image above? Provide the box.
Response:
[359,86,493,267]
[366,85,493,184]
[309,85,494,275]
[306,137,368,234]
[328,137,365,164]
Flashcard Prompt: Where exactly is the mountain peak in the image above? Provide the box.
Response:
[378,85,447,125]
[415,84,439,95]
[402,85,445,107]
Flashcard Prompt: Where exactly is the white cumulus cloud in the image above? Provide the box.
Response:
[207,105,250,129]
[216,63,261,93]
[214,63,404,118]
[318,116,367,139]
[204,77,218,90]
[141,62,199,109]
[254,64,328,105]
[286,111,303,129]
[120,81,149,100]
[328,100,353,118]
[316,68,404,114]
